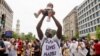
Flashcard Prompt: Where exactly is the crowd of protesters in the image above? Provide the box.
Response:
[0,37,41,56]
[61,38,100,56]
[0,37,100,56]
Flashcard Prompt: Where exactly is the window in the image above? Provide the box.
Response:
[84,13,86,17]
[88,0,90,3]
[88,23,90,27]
[99,4,100,8]
[89,28,91,32]
[86,29,88,33]
[83,30,85,34]
[89,5,91,8]
[91,2,93,6]
[98,0,100,2]
[89,10,91,14]
[91,27,94,32]
[94,0,97,4]
[94,19,97,25]
[94,26,96,31]
[92,8,94,12]
[81,21,82,24]
[96,12,99,17]
[85,18,87,22]
[82,10,84,14]
[86,6,88,10]
[86,1,87,5]
[86,23,88,27]
[90,15,92,19]
[83,9,85,12]
[93,14,95,18]
[87,12,89,16]
[95,5,98,10]
[87,17,89,21]
[90,21,93,26]
[97,18,100,23]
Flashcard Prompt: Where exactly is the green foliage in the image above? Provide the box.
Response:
[87,33,91,41]
[75,32,79,39]
[12,32,19,39]
[62,35,68,41]
[12,32,36,41]
[20,32,36,41]
[96,26,100,40]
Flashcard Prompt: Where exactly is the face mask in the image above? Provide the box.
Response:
[73,40,76,43]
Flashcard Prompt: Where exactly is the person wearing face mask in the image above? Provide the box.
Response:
[74,40,88,56]
[69,38,78,56]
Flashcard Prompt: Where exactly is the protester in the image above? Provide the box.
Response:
[25,44,31,56]
[36,11,62,56]
[93,39,100,56]
[3,38,11,56]
[69,38,78,56]
[62,48,70,56]
[85,40,91,56]
[75,40,88,56]
[0,38,5,56]
[8,38,17,56]
[33,39,41,56]
[17,38,23,56]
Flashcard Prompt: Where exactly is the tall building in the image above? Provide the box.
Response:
[63,7,78,38]
[16,19,20,34]
[0,0,13,31]
[77,0,100,39]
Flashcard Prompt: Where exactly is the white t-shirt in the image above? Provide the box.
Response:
[69,41,78,53]
[40,36,61,56]
[4,41,11,54]
[74,42,88,56]
[69,41,78,56]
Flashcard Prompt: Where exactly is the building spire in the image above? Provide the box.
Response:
[16,19,20,34]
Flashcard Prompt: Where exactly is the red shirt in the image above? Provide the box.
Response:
[17,40,23,51]
[94,43,100,55]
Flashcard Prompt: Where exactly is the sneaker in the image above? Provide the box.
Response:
[34,13,38,18]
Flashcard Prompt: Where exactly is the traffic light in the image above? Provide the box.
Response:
[1,14,6,28]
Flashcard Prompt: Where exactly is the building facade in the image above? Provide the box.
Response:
[77,0,100,39]
[0,0,13,32]
[63,7,78,38]
[16,19,20,34]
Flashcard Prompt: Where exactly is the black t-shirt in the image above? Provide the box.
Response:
[0,40,5,55]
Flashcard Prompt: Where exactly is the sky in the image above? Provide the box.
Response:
[5,0,84,36]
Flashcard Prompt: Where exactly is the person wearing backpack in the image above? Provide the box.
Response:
[36,12,62,56]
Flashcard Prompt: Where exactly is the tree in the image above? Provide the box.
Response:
[75,32,79,39]
[24,32,36,41]
[87,33,91,41]
[12,32,19,39]
[62,35,68,41]
[20,33,26,40]
[96,26,100,40]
